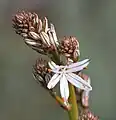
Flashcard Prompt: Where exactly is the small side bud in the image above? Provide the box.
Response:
[32,58,52,89]
[59,36,80,61]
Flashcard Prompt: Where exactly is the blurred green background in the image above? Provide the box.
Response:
[0,0,116,120]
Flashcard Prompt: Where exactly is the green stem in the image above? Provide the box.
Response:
[68,83,78,120]
[50,51,61,64]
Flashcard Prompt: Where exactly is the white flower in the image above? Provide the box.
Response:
[47,59,92,103]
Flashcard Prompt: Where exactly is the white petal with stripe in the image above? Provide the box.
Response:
[67,59,90,69]
[66,60,90,73]
[60,74,69,102]
[66,73,92,91]
[47,73,61,89]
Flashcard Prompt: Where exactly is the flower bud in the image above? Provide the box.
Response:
[60,36,80,60]
[32,59,53,89]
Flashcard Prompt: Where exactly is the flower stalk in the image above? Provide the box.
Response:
[68,83,78,120]
[50,91,71,111]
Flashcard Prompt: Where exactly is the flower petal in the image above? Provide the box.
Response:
[67,59,90,69]
[47,73,61,89]
[60,74,69,102]
[66,73,92,91]
[66,59,90,73]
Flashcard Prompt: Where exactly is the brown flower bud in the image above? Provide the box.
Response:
[60,36,80,60]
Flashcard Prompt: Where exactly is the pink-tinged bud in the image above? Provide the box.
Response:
[76,73,91,107]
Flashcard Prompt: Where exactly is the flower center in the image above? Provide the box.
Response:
[58,66,67,73]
